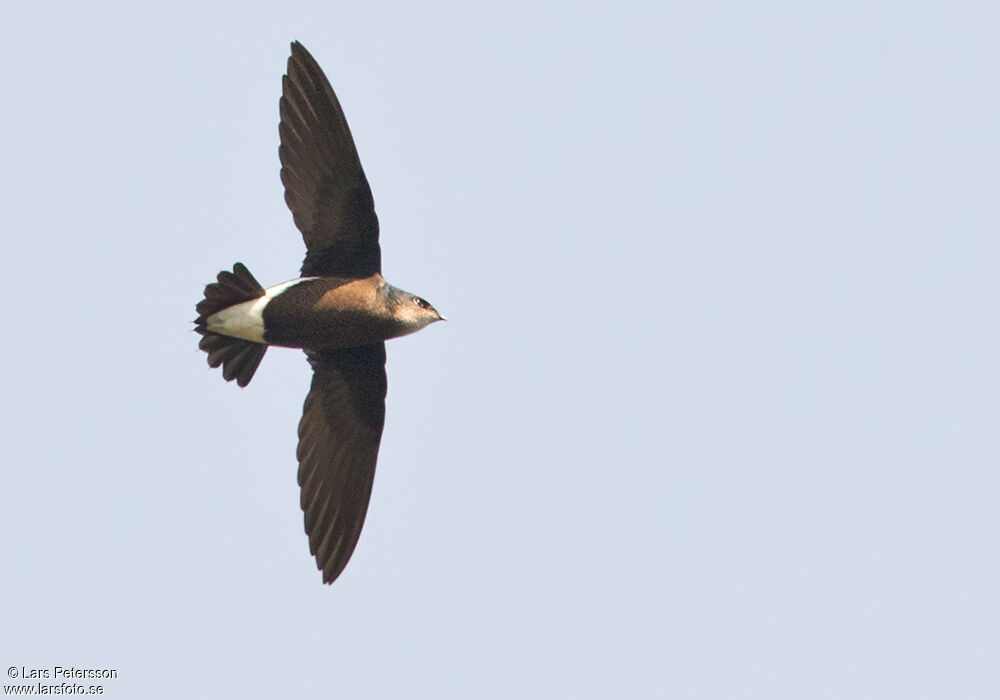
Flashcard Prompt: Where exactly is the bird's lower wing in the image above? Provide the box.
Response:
[297,343,387,584]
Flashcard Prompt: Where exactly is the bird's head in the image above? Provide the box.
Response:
[386,287,445,336]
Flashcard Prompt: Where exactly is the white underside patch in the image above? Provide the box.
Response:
[205,277,316,343]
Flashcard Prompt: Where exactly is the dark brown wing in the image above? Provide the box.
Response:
[297,343,387,584]
[280,41,381,278]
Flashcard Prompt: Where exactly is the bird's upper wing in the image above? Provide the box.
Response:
[297,343,387,584]
[280,41,381,278]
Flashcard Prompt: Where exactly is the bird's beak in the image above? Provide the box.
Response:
[436,311,447,322]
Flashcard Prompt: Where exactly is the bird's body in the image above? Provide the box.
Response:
[204,274,436,349]
[194,42,442,584]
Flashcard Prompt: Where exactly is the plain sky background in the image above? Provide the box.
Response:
[2,1,998,697]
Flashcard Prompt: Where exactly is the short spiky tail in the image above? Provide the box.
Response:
[194,263,268,387]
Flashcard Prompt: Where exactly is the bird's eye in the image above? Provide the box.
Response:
[414,297,429,309]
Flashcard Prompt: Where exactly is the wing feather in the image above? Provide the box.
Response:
[280,42,381,278]
[296,343,387,584]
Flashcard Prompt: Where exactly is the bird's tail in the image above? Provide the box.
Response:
[194,263,268,387]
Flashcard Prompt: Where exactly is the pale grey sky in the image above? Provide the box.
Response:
[2,1,999,698]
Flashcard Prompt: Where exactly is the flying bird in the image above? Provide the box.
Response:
[194,41,444,584]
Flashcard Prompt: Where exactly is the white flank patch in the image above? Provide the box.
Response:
[205,277,316,343]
